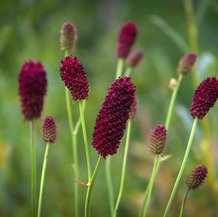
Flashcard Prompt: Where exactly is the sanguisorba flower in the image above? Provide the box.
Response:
[186,165,207,190]
[60,21,77,53]
[126,49,143,68]
[149,124,167,155]
[18,60,47,120]
[60,56,89,100]
[190,77,218,119]
[41,116,57,144]
[116,22,137,58]
[177,52,197,75]
[92,76,136,157]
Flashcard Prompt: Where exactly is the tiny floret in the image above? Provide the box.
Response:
[177,52,197,75]
[190,77,218,119]
[18,60,47,120]
[186,165,207,190]
[92,76,136,157]
[41,116,57,144]
[60,56,89,100]
[149,124,167,155]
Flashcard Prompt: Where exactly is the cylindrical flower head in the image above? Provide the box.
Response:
[41,116,57,144]
[60,56,89,100]
[186,165,207,190]
[60,22,77,53]
[126,49,143,68]
[190,77,218,119]
[18,60,47,120]
[177,52,197,75]
[116,22,137,58]
[149,124,167,155]
[92,76,136,157]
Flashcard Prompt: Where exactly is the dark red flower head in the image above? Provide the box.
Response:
[92,76,136,157]
[149,124,167,155]
[190,77,218,119]
[60,21,77,53]
[177,52,197,75]
[116,22,137,58]
[18,60,47,120]
[186,165,207,190]
[41,115,57,144]
[60,56,89,100]
[126,49,144,68]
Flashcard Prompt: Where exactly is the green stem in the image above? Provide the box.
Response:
[37,143,50,217]
[116,58,124,78]
[106,157,114,217]
[179,189,190,217]
[65,87,79,217]
[163,118,198,217]
[30,120,36,217]
[142,155,161,217]
[79,100,91,182]
[124,67,132,76]
[113,121,132,217]
[85,156,103,217]
[165,74,183,129]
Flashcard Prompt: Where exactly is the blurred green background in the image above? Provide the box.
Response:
[1,0,218,216]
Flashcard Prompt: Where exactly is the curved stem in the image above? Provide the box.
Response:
[106,157,114,217]
[116,58,124,78]
[163,118,198,217]
[165,74,183,129]
[30,120,36,217]
[179,189,190,217]
[124,67,132,76]
[113,121,132,217]
[142,155,161,217]
[79,100,91,182]
[65,87,79,217]
[85,156,103,217]
[37,143,50,217]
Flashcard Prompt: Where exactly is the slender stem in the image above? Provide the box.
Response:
[106,157,114,217]
[30,120,36,217]
[179,189,190,217]
[85,156,103,217]
[79,100,91,182]
[116,58,124,78]
[124,67,132,76]
[113,121,132,217]
[165,74,183,129]
[163,118,198,217]
[65,87,79,217]
[142,155,161,217]
[37,143,50,217]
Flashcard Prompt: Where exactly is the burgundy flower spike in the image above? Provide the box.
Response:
[60,56,89,100]
[18,60,47,120]
[190,77,218,119]
[92,76,136,157]
[149,124,167,155]
[186,165,207,190]
[126,49,143,68]
[41,116,57,144]
[116,22,137,58]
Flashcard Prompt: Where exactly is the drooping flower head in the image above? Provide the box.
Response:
[60,21,77,53]
[60,56,89,100]
[177,52,197,75]
[92,76,136,157]
[116,22,137,58]
[186,165,207,190]
[18,60,47,120]
[41,116,57,144]
[126,49,143,68]
[190,77,218,119]
[149,124,167,155]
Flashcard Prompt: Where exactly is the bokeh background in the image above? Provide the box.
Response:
[1,0,218,216]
